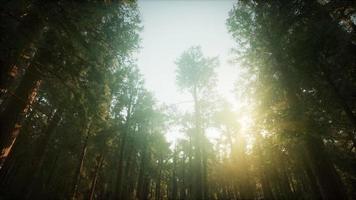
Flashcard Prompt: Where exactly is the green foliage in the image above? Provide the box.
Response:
[175,46,219,92]
[0,0,355,199]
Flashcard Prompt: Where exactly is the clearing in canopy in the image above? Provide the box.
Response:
[0,0,355,199]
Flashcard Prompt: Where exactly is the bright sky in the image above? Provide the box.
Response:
[136,0,241,144]
[137,0,237,106]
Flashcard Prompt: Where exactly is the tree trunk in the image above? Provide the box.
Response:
[269,38,348,200]
[171,148,178,200]
[304,135,348,200]
[202,137,209,200]
[0,109,36,197]
[180,154,186,200]
[114,130,128,200]
[303,159,323,200]
[71,119,91,200]
[0,65,42,166]
[121,138,136,200]
[192,85,203,200]
[141,177,150,200]
[89,152,105,200]
[25,109,62,199]
[0,3,44,96]
[255,136,274,200]
[188,135,193,199]
[114,100,133,200]
[275,151,293,199]
[155,157,162,200]
[137,145,147,200]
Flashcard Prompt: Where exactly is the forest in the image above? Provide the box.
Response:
[0,0,355,199]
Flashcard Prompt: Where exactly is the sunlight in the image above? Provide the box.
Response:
[165,126,185,147]
[239,114,254,133]
[1,0,353,199]
[206,128,223,145]
[138,0,239,147]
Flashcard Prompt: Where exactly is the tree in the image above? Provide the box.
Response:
[227,0,355,199]
[175,46,219,199]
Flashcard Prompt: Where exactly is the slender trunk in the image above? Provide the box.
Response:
[276,152,293,199]
[188,135,193,199]
[142,177,150,200]
[114,130,128,200]
[0,140,19,192]
[281,168,293,197]
[137,145,147,200]
[41,151,60,196]
[121,139,136,200]
[155,157,162,200]
[192,85,203,200]
[71,119,91,200]
[150,180,155,200]
[171,149,178,200]
[260,171,274,200]
[304,135,348,200]
[180,154,186,200]
[303,158,323,200]
[0,65,42,166]
[89,152,105,200]
[202,141,208,200]
[25,109,62,199]
[136,141,150,200]
[114,100,133,200]
[238,162,253,199]
[255,136,274,200]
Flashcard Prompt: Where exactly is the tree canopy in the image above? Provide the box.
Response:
[0,0,355,199]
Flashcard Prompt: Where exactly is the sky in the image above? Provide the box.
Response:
[136,0,240,144]
[137,0,237,107]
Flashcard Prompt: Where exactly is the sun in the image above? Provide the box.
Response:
[239,114,253,133]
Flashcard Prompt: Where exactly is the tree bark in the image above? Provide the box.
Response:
[71,119,91,200]
[25,109,62,199]
[192,85,203,200]
[122,139,137,200]
[0,3,44,98]
[304,135,348,200]
[268,34,348,200]
[114,97,133,200]
[303,158,323,200]
[171,148,178,200]
[89,151,105,200]
[155,157,162,200]
[255,136,274,200]
[0,65,42,166]
[180,154,186,200]
[137,143,148,200]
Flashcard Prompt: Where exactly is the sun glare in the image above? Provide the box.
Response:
[239,115,254,133]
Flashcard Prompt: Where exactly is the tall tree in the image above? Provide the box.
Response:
[175,46,219,199]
